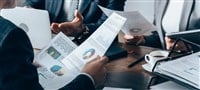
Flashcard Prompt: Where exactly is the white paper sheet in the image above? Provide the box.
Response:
[99,5,156,36]
[36,32,78,89]
[156,52,200,89]
[150,81,190,90]
[61,13,126,70]
[36,13,126,89]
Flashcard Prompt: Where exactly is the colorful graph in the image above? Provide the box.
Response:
[82,48,95,60]
[50,65,65,76]
[46,46,61,59]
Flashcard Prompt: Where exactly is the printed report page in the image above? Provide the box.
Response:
[36,32,78,89]
[61,13,126,71]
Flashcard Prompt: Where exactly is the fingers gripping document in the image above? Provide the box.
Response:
[61,13,126,70]
[36,13,126,89]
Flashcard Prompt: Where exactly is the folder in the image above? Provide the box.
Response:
[105,41,127,61]
[165,29,200,44]
[150,38,200,90]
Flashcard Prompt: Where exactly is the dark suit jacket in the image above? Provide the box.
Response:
[144,0,200,49]
[0,16,43,90]
[0,16,95,90]
[25,0,126,41]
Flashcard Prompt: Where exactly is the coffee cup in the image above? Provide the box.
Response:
[145,50,169,68]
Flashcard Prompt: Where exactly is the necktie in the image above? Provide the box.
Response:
[68,0,79,21]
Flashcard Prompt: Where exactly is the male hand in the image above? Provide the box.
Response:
[51,10,84,38]
[82,56,108,86]
[32,61,42,68]
[165,37,190,51]
[123,34,145,45]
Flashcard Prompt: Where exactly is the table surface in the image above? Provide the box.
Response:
[103,44,158,90]
[34,43,159,90]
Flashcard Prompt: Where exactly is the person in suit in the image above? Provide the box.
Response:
[124,0,200,51]
[0,0,108,89]
[25,0,126,43]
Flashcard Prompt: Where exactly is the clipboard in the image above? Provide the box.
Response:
[165,29,200,44]
[149,38,200,90]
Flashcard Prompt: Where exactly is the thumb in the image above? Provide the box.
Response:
[51,23,60,33]
[58,22,72,29]
[72,10,83,23]
[98,56,108,65]
[124,34,134,39]
[165,37,174,43]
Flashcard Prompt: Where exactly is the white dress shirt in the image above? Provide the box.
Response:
[162,0,185,33]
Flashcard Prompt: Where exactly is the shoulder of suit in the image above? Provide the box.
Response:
[0,16,25,43]
[0,16,21,33]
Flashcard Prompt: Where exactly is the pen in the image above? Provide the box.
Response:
[128,56,145,68]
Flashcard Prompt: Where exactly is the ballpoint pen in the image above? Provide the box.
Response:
[128,56,145,68]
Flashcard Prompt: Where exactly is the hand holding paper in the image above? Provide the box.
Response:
[123,34,145,45]
[165,37,191,51]
[82,56,108,85]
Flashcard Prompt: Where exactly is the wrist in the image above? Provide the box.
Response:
[138,36,146,45]
[76,24,89,39]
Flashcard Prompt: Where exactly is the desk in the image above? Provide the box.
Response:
[104,44,158,90]
[34,42,158,90]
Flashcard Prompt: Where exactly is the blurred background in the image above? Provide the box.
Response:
[16,0,154,23]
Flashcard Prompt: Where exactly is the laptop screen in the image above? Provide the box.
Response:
[0,7,52,49]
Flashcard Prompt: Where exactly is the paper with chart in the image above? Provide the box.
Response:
[36,13,126,89]
[36,32,78,89]
[61,13,126,70]
[99,5,156,36]
[156,52,200,89]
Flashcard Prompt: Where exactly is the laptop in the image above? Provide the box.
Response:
[0,7,52,49]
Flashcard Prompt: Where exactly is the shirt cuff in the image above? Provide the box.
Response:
[80,73,95,86]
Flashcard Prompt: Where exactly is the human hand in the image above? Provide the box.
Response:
[165,37,190,51]
[82,56,108,86]
[51,10,84,37]
[123,34,145,45]
[2,0,16,8]
[32,61,42,68]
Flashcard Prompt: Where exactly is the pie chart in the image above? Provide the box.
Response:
[82,48,95,60]
[50,65,65,76]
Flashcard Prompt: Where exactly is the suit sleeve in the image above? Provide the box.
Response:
[25,0,45,9]
[59,74,95,90]
[77,0,126,42]
[86,0,126,33]
[143,31,162,48]
[0,28,43,90]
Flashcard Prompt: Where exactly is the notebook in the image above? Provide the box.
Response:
[153,52,200,89]
[0,7,52,49]
[165,29,200,44]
